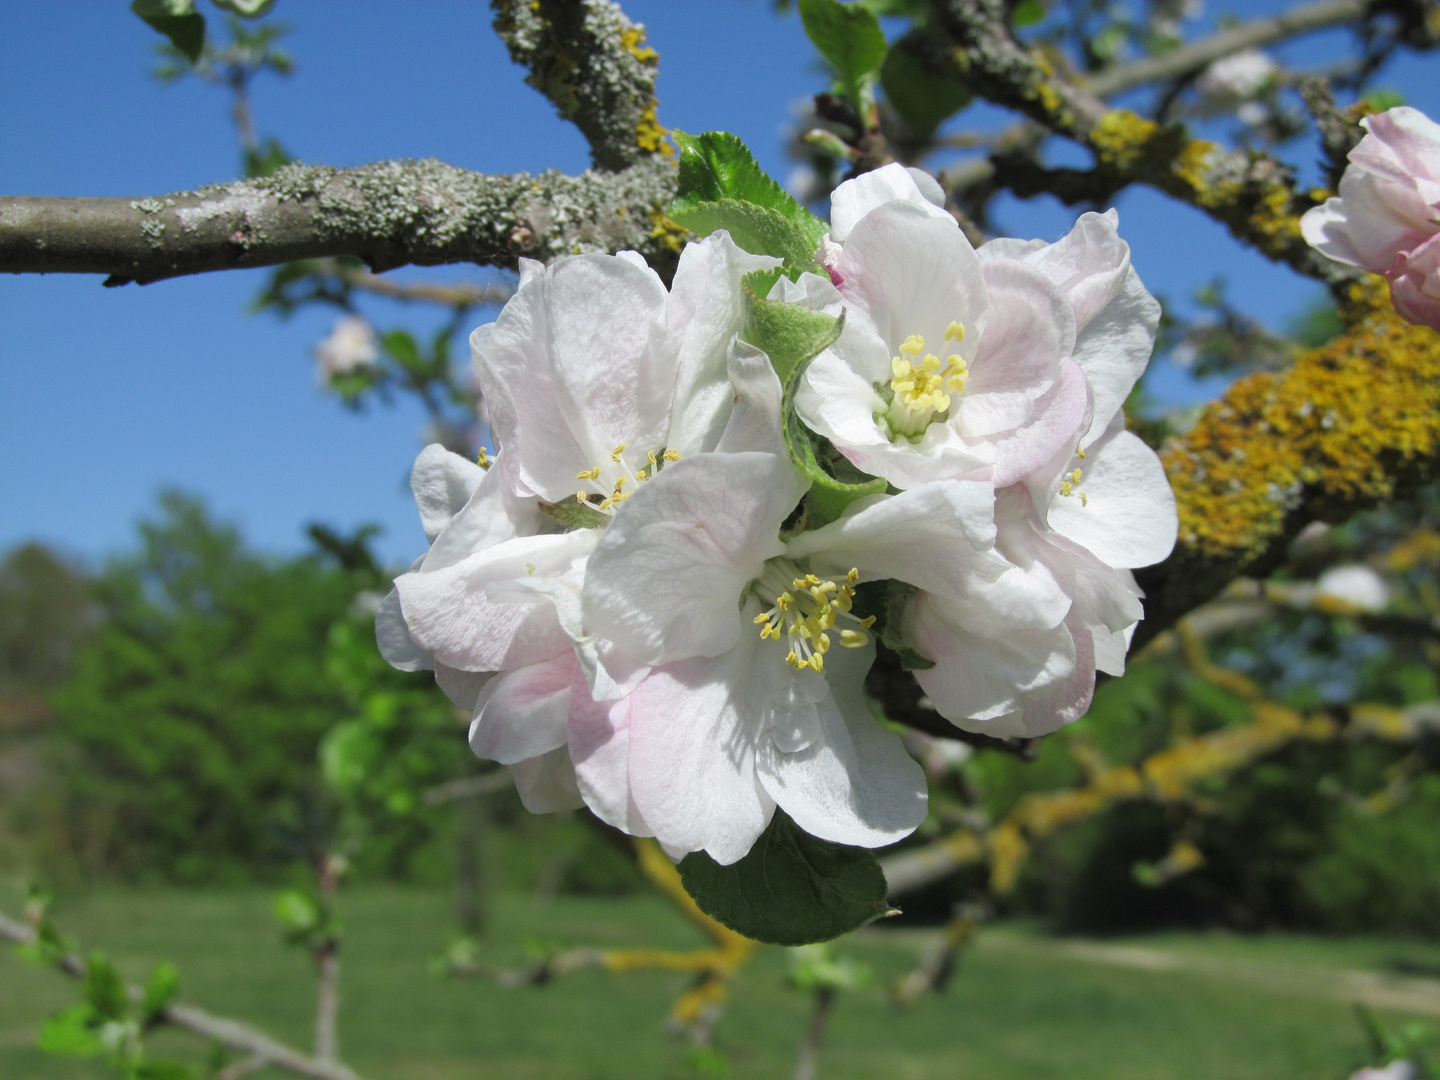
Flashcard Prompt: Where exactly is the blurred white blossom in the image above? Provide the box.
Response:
[1349,1062,1416,1080]
[314,314,378,383]
[1315,564,1390,613]
[1197,49,1278,101]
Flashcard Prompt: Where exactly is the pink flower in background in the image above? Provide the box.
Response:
[1301,106,1440,330]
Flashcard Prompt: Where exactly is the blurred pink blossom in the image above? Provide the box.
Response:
[1302,106,1440,330]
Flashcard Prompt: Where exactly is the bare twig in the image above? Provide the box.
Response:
[0,912,364,1080]
[0,156,679,285]
[791,987,834,1080]
[421,769,515,806]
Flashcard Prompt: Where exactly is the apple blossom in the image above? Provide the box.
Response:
[1301,106,1440,329]
[1315,564,1390,613]
[314,314,378,384]
[1196,49,1277,102]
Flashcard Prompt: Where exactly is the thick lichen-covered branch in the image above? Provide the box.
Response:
[0,157,680,285]
[492,0,670,171]
[1133,280,1440,651]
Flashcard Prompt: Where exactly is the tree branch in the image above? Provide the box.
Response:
[0,911,364,1080]
[0,157,680,285]
[491,0,670,171]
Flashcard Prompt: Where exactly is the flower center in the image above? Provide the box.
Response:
[573,443,681,516]
[881,323,968,440]
[1058,446,1087,506]
[750,559,875,673]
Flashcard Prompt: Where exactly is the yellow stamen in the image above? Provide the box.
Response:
[663,449,682,462]
[899,334,925,355]
[576,466,602,481]
[576,491,588,504]
[477,448,492,469]
[945,321,966,342]
[610,443,628,462]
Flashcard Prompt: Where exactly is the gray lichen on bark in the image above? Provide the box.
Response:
[0,156,680,285]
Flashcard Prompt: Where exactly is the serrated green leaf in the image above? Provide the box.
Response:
[39,1005,103,1058]
[880,43,972,139]
[131,0,206,63]
[671,131,826,252]
[678,810,893,945]
[672,199,820,268]
[798,0,887,107]
[83,953,129,1022]
[210,0,276,15]
[1012,0,1047,27]
[139,962,180,1024]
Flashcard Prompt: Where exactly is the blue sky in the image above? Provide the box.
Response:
[2,0,1437,565]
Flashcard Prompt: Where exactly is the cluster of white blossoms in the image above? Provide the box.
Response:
[377,163,1178,865]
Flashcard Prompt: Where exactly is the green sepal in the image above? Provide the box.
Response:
[130,0,206,63]
[83,952,129,1022]
[678,810,894,946]
[798,0,887,110]
[540,499,611,532]
[741,268,841,385]
[880,43,972,139]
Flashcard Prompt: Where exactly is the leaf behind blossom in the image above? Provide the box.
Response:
[678,810,894,945]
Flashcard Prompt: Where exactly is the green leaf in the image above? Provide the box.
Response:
[880,44,971,139]
[131,0,206,64]
[139,963,180,1024]
[210,0,277,15]
[273,890,320,938]
[678,810,893,945]
[39,1005,103,1058]
[673,200,820,268]
[798,0,887,107]
[83,953,129,1022]
[321,720,381,792]
[671,131,826,256]
[380,329,421,369]
[1012,0,1047,27]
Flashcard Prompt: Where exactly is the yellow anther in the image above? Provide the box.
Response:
[663,449,682,462]
[753,612,771,625]
[808,655,824,672]
[847,568,859,583]
[477,447,492,469]
[613,476,628,491]
[899,334,925,355]
[840,629,868,648]
[599,497,614,510]
[786,650,799,666]
[805,574,821,586]
[945,321,966,342]
[1059,481,1074,497]
[859,615,876,629]
[648,449,658,465]
[892,356,912,378]
[1076,447,1086,459]
[922,353,942,371]
[610,443,628,461]
[1080,491,1089,506]
[576,466,602,481]
[1070,468,1083,484]
[778,593,792,610]
[816,633,831,655]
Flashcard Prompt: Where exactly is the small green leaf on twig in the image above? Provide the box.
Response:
[798,0,887,110]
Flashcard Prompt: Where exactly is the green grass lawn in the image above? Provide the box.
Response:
[0,882,1432,1080]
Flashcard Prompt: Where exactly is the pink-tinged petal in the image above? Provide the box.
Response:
[979,624,1097,738]
[1047,422,1178,569]
[469,653,575,764]
[757,644,927,848]
[567,683,655,839]
[667,231,783,456]
[375,587,433,672]
[584,452,806,666]
[985,358,1092,489]
[396,530,598,672]
[794,349,889,455]
[1301,170,1433,274]
[1353,107,1440,185]
[512,747,585,813]
[829,161,954,241]
[961,260,1075,435]
[421,456,549,572]
[1092,626,1131,677]
[907,590,1078,723]
[473,253,671,503]
[787,480,1013,601]
[410,444,487,541]
[622,633,777,865]
[1070,266,1160,443]
[1023,210,1131,332]
[1389,231,1440,330]
[836,202,987,360]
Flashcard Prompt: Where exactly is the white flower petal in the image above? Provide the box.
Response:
[584,452,805,665]
[469,653,575,764]
[977,624,1097,737]
[715,338,788,457]
[1071,267,1160,443]
[757,643,927,848]
[1047,424,1177,569]
[567,683,655,840]
[829,161,956,241]
[421,455,548,572]
[375,586,433,672]
[410,444,487,542]
[512,747,585,813]
[434,662,493,710]
[1022,209,1131,332]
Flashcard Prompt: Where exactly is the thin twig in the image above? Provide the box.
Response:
[0,912,364,1080]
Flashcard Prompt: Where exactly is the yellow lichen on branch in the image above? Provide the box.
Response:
[1163,280,1440,564]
